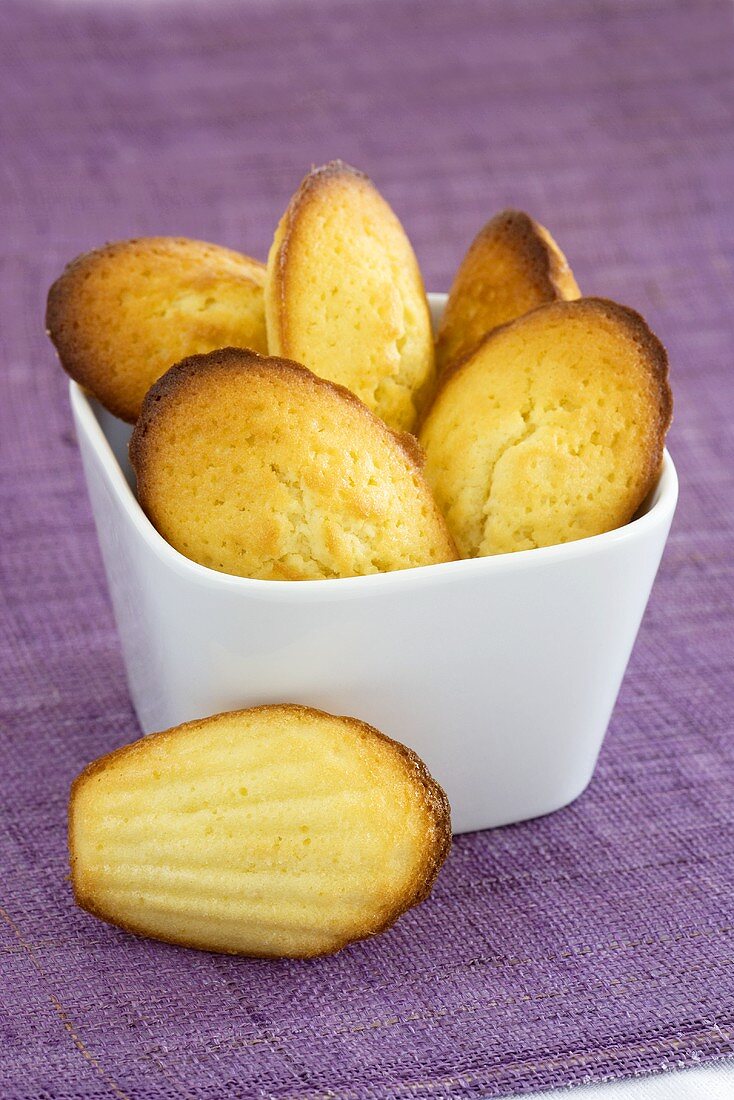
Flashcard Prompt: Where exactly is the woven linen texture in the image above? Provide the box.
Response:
[1,0,733,1096]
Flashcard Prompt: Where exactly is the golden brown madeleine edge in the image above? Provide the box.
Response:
[494,210,580,299]
[46,237,266,423]
[45,242,126,418]
[424,296,673,515]
[68,703,452,958]
[129,346,459,562]
[436,209,581,370]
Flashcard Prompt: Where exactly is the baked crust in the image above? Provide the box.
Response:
[130,346,457,579]
[69,704,452,958]
[435,210,580,373]
[421,297,672,556]
[46,237,267,422]
[265,160,435,432]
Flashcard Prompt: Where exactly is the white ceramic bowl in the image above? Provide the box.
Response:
[69,294,677,834]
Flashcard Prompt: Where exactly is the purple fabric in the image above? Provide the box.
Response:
[1,0,733,1096]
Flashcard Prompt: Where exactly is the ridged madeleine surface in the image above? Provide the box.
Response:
[436,210,580,372]
[130,347,457,580]
[69,705,451,957]
[46,237,267,422]
[421,298,672,557]
[266,161,434,432]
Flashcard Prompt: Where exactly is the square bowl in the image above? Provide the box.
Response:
[69,294,678,834]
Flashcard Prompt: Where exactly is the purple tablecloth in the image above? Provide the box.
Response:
[2,0,733,1096]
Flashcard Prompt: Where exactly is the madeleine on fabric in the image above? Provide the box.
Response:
[130,347,457,579]
[46,237,268,422]
[69,704,452,957]
[265,160,435,432]
[421,298,672,557]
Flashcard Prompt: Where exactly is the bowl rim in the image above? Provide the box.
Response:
[69,295,678,601]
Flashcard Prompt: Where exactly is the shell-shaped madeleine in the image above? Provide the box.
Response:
[129,347,457,580]
[47,237,267,422]
[266,161,434,432]
[436,210,580,372]
[69,705,452,957]
[421,298,672,557]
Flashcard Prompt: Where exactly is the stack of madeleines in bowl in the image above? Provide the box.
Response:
[47,159,673,580]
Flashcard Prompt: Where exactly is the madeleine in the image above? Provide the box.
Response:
[47,237,267,422]
[266,161,434,432]
[70,705,451,957]
[422,298,672,556]
[130,347,457,580]
[436,210,580,372]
